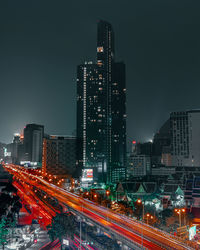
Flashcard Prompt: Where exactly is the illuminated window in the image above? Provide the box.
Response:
[97,47,104,52]
[97,60,103,66]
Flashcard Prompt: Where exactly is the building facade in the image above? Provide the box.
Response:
[127,154,151,178]
[77,62,107,183]
[24,124,44,164]
[42,135,77,176]
[170,110,200,166]
[77,20,126,184]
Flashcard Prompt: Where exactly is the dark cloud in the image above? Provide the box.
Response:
[0,0,200,143]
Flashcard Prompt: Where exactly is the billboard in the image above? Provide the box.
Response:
[189,225,196,240]
[81,169,93,182]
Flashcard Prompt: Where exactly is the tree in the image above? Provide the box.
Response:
[47,212,77,244]
[159,208,173,226]
[0,217,9,250]
[104,239,120,250]
[7,216,17,239]
[2,183,17,194]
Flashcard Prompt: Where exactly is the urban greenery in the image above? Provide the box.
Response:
[47,212,76,243]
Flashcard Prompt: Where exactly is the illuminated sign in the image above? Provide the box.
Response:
[63,239,69,245]
[20,161,38,167]
[4,148,11,157]
[189,225,196,240]
[14,133,20,137]
[81,169,93,182]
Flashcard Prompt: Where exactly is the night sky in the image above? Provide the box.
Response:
[0,0,200,144]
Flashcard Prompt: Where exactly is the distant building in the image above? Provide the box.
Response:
[127,154,151,178]
[152,119,171,167]
[12,133,20,156]
[9,133,21,164]
[17,143,25,164]
[24,124,44,164]
[42,135,77,176]
[161,146,172,166]
[170,110,200,166]
[3,145,12,164]
[135,142,153,156]
[151,166,175,176]
[153,119,171,156]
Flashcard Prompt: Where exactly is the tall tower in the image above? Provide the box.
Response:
[111,62,126,182]
[77,62,107,183]
[97,20,114,77]
[97,20,114,183]
[77,21,126,184]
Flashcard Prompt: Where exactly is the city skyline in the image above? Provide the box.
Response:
[1,1,200,249]
[1,0,200,143]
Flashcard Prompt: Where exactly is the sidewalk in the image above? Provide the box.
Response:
[26,231,50,250]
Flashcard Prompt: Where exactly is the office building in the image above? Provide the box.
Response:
[24,124,44,164]
[134,142,153,156]
[77,62,108,183]
[42,135,77,176]
[153,119,171,156]
[127,154,151,178]
[170,110,200,166]
[77,20,126,184]
[111,62,126,183]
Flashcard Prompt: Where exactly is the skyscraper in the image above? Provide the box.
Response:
[77,62,107,183]
[77,21,126,184]
[111,62,126,182]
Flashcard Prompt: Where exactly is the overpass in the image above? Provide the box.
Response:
[4,164,195,250]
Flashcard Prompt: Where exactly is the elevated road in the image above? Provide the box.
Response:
[5,164,194,250]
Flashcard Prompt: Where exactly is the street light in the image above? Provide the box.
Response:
[174,208,186,227]
[137,198,144,248]
[146,213,150,225]
[136,198,144,221]
[106,190,110,196]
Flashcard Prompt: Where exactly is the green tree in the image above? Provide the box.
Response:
[159,208,173,226]
[0,217,9,250]
[7,217,17,239]
[47,212,77,244]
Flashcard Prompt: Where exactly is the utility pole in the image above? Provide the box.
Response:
[79,203,83,250]
[179,212,181,227]
[80,218,82,250]
[142,201,144,249]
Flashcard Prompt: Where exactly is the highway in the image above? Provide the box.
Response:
[4,164,194,250]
